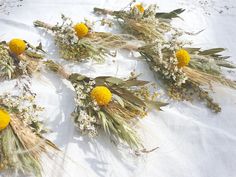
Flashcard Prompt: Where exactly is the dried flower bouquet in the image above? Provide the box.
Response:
[45,60,166,152]
[34,15,142,63]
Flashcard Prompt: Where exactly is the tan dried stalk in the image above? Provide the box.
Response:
[183,67,236,89]
[10,115,59,159]
[104,102,140,120]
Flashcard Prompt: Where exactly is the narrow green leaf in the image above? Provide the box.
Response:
[113,94,125,108]
[112,87,146,107]
[105,77,124,85]
[95,76,108,85]
[98,111,110,134]
[123,80,150,87]
[148,101,168,111]
[185,48,201,53]
[199,48,225,55]
[69,73,86,82]
[216,61,236,68]
[155,8,185,19]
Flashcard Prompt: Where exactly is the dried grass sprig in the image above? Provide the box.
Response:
[183,67,236,89]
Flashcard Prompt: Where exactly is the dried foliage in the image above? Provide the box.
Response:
[45,60,167,151]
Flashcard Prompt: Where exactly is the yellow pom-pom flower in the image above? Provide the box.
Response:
[9,38,26,55]
[0,109,11,131]
[90,86,112,106]
[176,49,191,68]
[134,3,145,13]
[74,23,89,38]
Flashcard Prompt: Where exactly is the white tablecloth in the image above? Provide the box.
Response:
[1,0,236,177]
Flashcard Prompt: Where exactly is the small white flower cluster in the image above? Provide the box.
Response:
[73,79,96,108]
[54,16,78,46]
[73,109,98,137]
[0,91,45,133]
[71,77,100,137]
[55,32,78,46]
[148,42,188,86]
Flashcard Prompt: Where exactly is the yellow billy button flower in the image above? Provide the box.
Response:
[134,3,145,13]
[90,86,112,106]
[9,38,26,55]
[176,49,191,68]
[0,109,11,131]
[74,23,89,38]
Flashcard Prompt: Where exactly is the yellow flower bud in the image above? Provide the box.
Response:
[91,86,112,106]
[74,23,89,38]
[134,3,145,13]
[0,109,11,131]
[176,49,191,68]
[9,38,26,55]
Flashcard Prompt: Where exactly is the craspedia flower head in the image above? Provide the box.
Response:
[74,23,89,38]
[9,38,26,55]
[176,49,191,68]
[134,3,145,13]
[90,86,112,106]
[0,109,11,131]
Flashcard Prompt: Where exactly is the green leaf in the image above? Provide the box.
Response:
[216,61,236,68]
[0,41,7,45]
[112,87,146,107]
[69,73,86,82]
[199,48,225,55]
[105,77,124,85]
[36,42,45,53]
[147,101,169,111]
[156,8,185,19]
[95,76,108,85]
[25,50,44,59]
[123,79,150,87]
[98,111,110,134]
[218,56,231,60]
[113,94,125,108]
[185,48,201,53]
[148,101,168,111]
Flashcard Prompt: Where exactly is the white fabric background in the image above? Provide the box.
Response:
[1,0,236,177]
